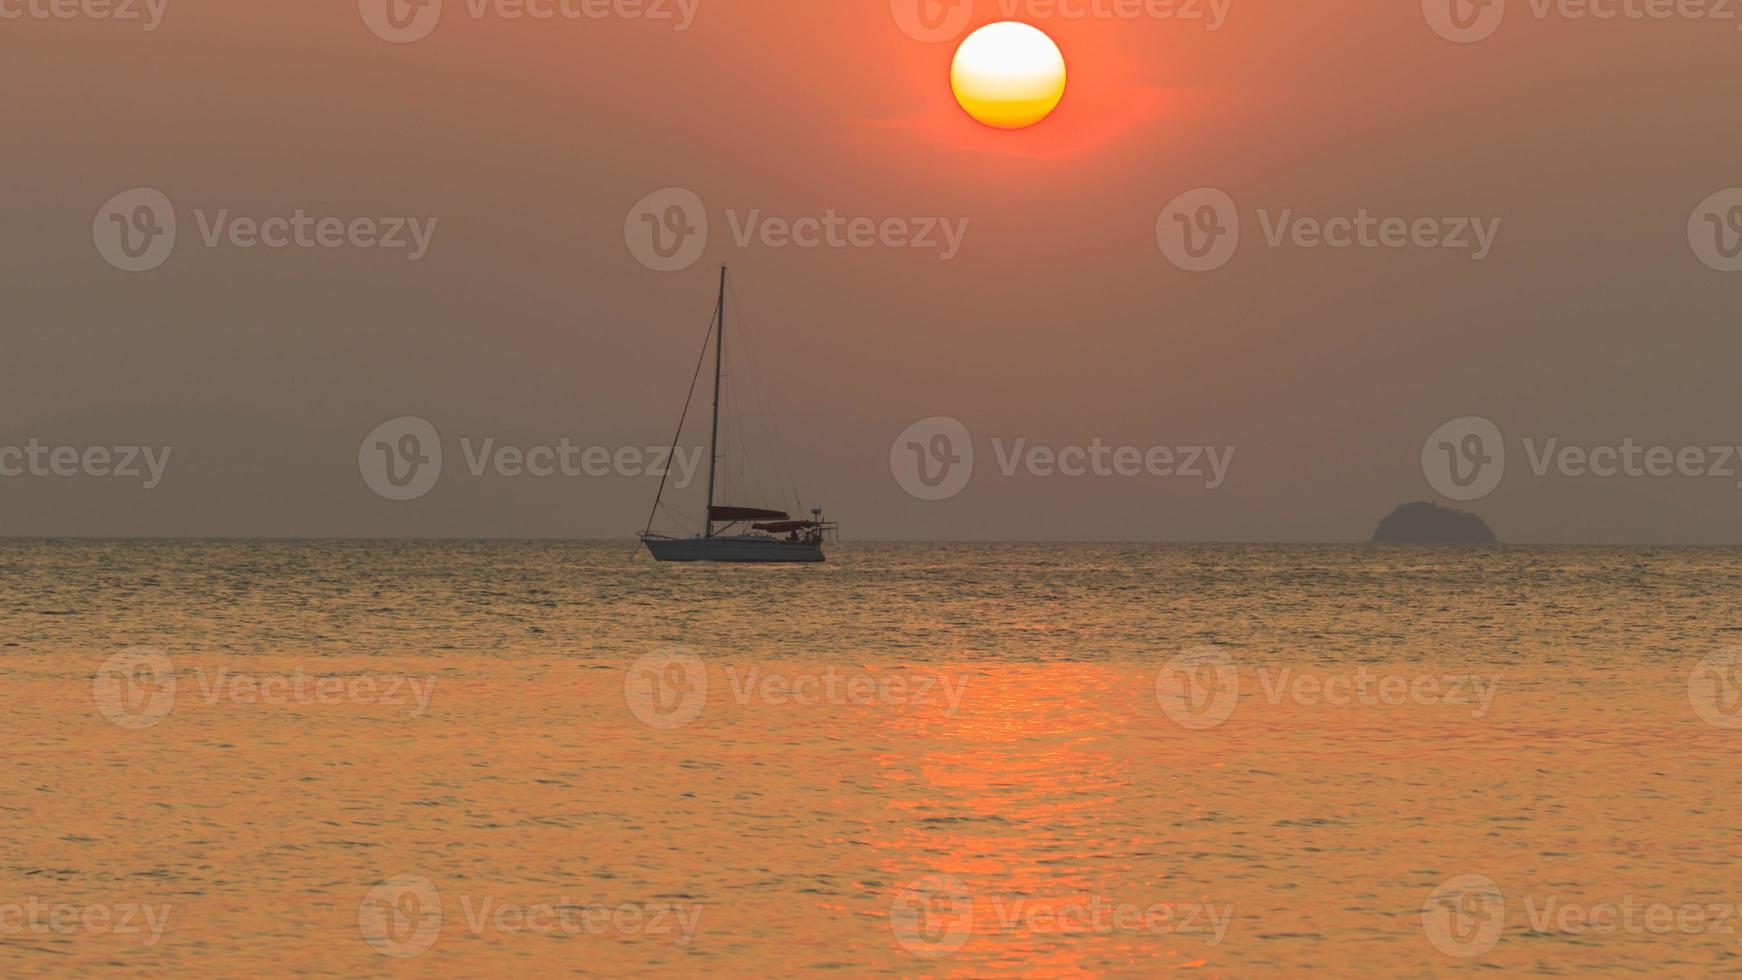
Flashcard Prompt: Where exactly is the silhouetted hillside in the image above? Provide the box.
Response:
[1372,502,1497,544]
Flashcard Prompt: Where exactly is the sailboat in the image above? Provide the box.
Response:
[640,266,839,563]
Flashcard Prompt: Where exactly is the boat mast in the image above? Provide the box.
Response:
[704,264,726,538]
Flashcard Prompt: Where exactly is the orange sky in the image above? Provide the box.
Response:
[3,0,1740,540]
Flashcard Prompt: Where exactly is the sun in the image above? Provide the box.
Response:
[950,22,1067,130]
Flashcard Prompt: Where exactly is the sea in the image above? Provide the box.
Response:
[4,541,1741,976]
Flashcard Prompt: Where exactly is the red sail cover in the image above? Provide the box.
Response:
[711,506,788,522]
[752,521,818,533]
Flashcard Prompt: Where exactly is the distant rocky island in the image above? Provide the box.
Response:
[1371,501,1497,544]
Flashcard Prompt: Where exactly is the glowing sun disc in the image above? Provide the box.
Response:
[951,22,1067,130]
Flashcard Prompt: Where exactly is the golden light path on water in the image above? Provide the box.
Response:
[4,542,1742,974]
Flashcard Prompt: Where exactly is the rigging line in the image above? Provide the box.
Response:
[661,501,701,532]
[728,278,803,513]
[729,345,773,512]
[728,275,797,511]
[641,296,720,536]
[655,495,701,527]
[723,367,740,501]
[722,349,770,512]
[722,357,766,509]
[650,497,702,538]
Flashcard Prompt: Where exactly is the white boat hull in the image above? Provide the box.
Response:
[643,534,825,564]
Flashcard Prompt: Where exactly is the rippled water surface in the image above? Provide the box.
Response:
[4,541,1742,976]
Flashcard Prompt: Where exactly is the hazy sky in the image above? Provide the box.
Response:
[4,0,1740,542]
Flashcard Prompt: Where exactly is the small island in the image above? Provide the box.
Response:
[1371,501,1497,544]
